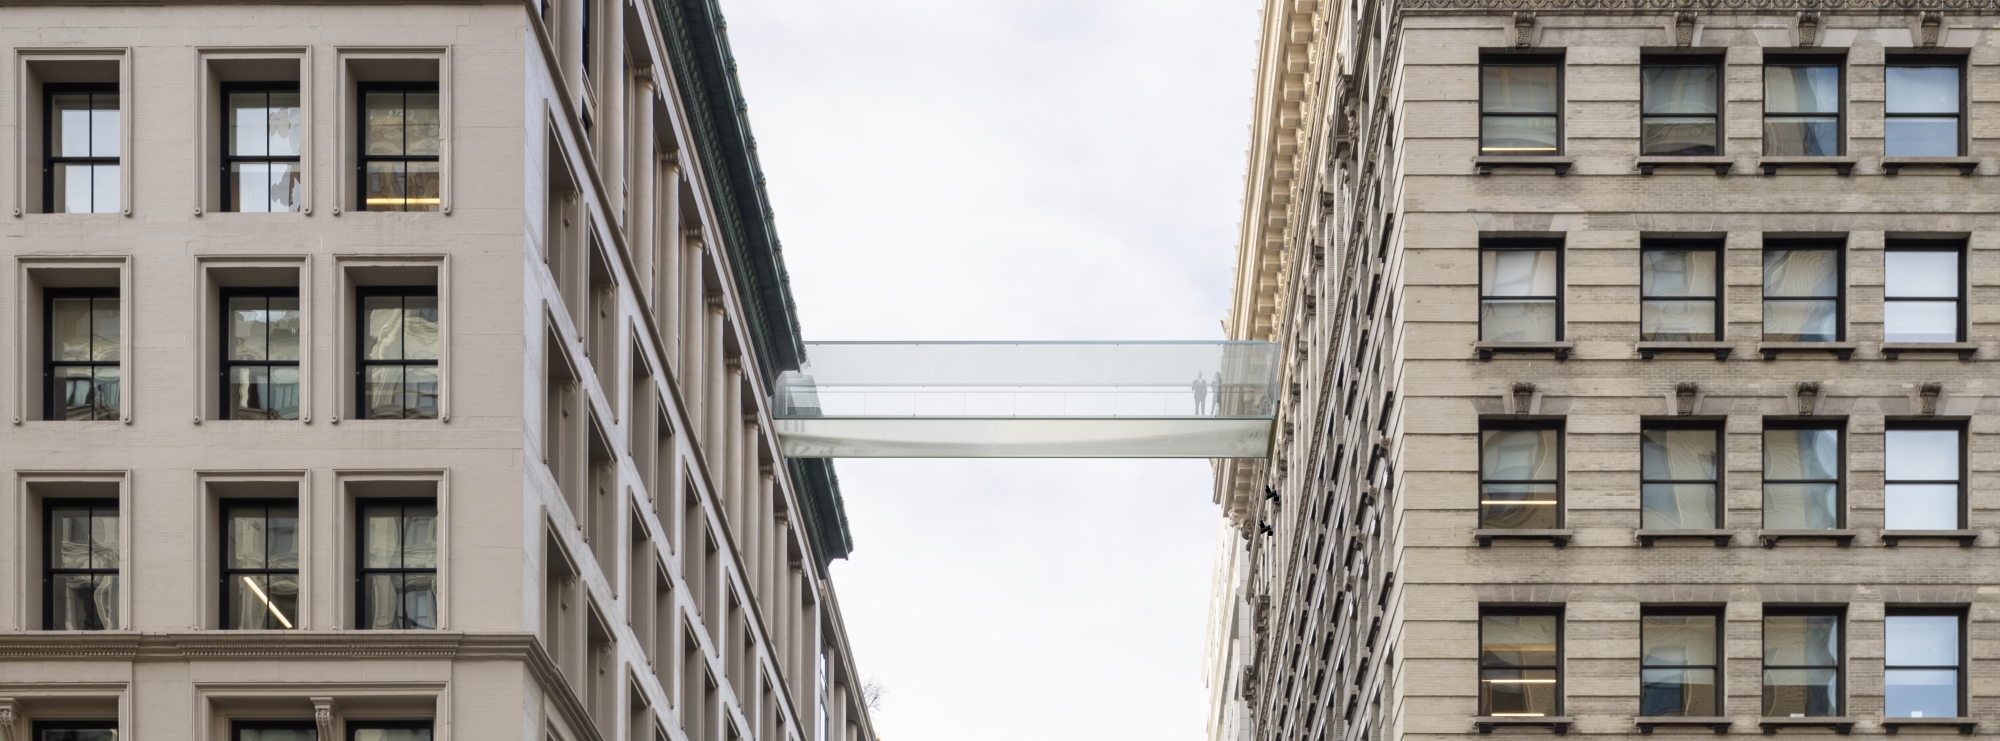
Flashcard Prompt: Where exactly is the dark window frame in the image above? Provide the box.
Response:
[232,720,318,741]
[1639,55,1725,156]
[1761,606,1846,717]
[219,287,302,420]
[1478,605,1565,717]
[1639,238,1724,341]
[354,497,440,630]
[220,81,304,213]
[1761,419,1846,529]
[43,287,120,422]
[354,82,440,212]
[1478,418,1566,529]
[1479,53,1566,156]
[41,497,118,631]
[220,498,301,630]
[345,720,433,741]
[41,82,119,215]
[1883,55,1966,157]
[1882,239,1966,343]
[1883,420,1967,530]
[353,285,440,420]
[1760,238,1846,343]
[1882,607,1966,718]
[1762,54,1848,156]
[1640,605,1725,717]
[1639,420,1724,529]
[31,721,118,741]
[1479,238,1565,342]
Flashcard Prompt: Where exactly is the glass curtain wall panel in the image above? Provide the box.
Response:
[222,290,302,420]
[1480,242,1561,342]
[1884,427,1962,530]
[1642,612,1720,716]
[1481,611,1562,716]
[44,84,120,213]
[1762,246,1841,342]
[1763,426,1841,529]
[1884,64,1962,157]
[358,500,439,629]
[1764,612,1842,717]
[358,84,441,211]
[1883,246,1962,342]
[1642,63,1720,155]
[223,84,304,212]
[1764,63,1842,156]
[357,287,440,419]
[1641,244,1720,341]
[222,501,300,629]
[1480,427,1562,529]
[1641,427,1720,528]
[1481,62,1561,154]
[45,289,121,421]
[44,499,118,630]
[1884,613,1962,718]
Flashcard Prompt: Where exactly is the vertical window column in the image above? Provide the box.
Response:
[1480,609,1562,717]
[44,500,118,630]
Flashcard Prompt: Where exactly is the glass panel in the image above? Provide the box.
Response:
[1886,670,1958,718]
[50,297,93,361]
[1886,429,1959,481]
[1764,250,1839,297]
[227,507,268,569]
[1885,118,1959,157]
[364,573,439,630]
[1482,429,1560,480]
[41,729,118,741]
[1482,67,1559,113]
[402,505,440,568]
[365,366,405,420]
[1481,483,1560,528]
[1766,615,1841,664]
[1480,300,1557,342]
[352,729,431,741]
[364,91,405,156]
[1885,302,1957,343]
[1481,115,1559,154]
[265,295,300,360]
[1641,300,1717,341]
[1765,428,1839,480]
[55,162,92,213]
[231,162,271,213]
[364,296,404,360]
[228,296,268,361]
[51,93,93,157]
[1886,484,1958,530]
[88,367,119,421]
[1886,67,1959,114]
[1481,668,1559,716]
[405,92,441,156]
[92,297,119,361]
[1886,251,1960,298]
[404,295,440,360]
[50,505,92,568]
[1763,483,1838,529]
[229,573,298,629]
[1762,300,1837,342]
[1766,66,1841,113]
[1763,118,1840,156]
[91,164,119,214]
[1642,668,1718,717]
[1482,250,1559,297]
[238,728,316,741]
[1482,614,1558,665]
[267,367,301,420]
[91,93,119,158]
[267,506,299,568]
[49,573,114,630]
[1641,118,1718,156]
[405,161,441,212]
[267,90,303,157]
[52,366,89,420]
[1642,430,1718,480]
[1644,615,1718,664]
[1642,250,1717,297]
[1642,483,1717,529]
[1643,66,1718,115]
[229,366,276,419]
[90,507,118,568]
[229,91,269,157]
[1887,615,1959,666]
[364,161,407,211]
[404,366,440,420]
[1763,668,1840,716]
[363,506,403,569]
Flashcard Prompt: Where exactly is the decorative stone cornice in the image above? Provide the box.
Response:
[1401,0,1997,12]
[0,631,537,662]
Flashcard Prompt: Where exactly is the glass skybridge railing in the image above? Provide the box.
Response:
[772,341,1278,458]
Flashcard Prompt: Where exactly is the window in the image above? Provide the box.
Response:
[223,84,304,212]
[233,720,316,741]
[222,501,299,629]
[1763,610,1842,717]
[1764,58,1843,156]
[1480,56,1561,155]
[32,723,116,741]
[357,287,439,419]
[1641,425,1720,529]
[44,499,118,630]
[1640,241,1720,341]
[1479,424,1561,529]
[44,289,120,421]
[1642,610,1720,716]
[348,722,432,741]
[1884,612,1962,718]
[43,84,120,214]
[1761,241,1842,342]
[1884,60,1962,157]
[1763,425,1842,529]
[1479,240,1560,342]
[1885,426,1962,530]
[358,84,440,211]
[357,499,439,629]
[1641,59,1720,155]
[221,289,301,420]
[1479,609,1561,717]
[1883,242,1962,343]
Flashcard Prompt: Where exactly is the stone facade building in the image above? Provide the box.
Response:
[1210,3,2000,741]
[0,3,878,741]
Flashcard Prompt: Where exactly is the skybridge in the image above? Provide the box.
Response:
[771,341,1279,458]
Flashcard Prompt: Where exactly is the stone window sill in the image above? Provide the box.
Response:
[1881,717,1977,735]
[1637,717,1734,734]
[1759,156,1857,175]
[1759,529,1856,547]
[1882,342,1977,360]
[1882,156,1978,175]
[1476,156,1575,176]
[1477,717,1574,734]
[1758,717,1854,734]
[1638,156,1732,175]
[1759,342,1856,360]
[1475,528,1573,547]
[1477,341,1574,361]
[1638,341,1731,360]
[1637,529,1732,547]
[1882,529,1977,547]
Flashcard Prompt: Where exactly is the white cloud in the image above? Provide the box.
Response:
[723,0,1261,737]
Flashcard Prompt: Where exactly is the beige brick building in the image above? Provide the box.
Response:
[1210,3,2000,741]
[0,3,879,741]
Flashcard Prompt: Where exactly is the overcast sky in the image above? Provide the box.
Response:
[723,1,1261,737]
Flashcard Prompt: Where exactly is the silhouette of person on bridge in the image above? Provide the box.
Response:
[1192,373,1210,415]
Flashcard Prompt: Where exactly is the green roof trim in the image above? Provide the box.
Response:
[655,0,853,566]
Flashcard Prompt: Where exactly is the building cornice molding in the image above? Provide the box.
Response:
[1400,0,1992,11]
[0,631,538,662]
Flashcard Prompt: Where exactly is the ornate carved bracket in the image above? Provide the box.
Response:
[1512,382,1536,415]
[1797,11,1819,47]
[1920,381,1942,416]
[1796,381,1820,416]
[313,697,339,741]
[0,700,16,741]
[1675,381,1699,416]
[1675,12,1698,46]
[1513,12,1536,48]
[1921,11,1943,47]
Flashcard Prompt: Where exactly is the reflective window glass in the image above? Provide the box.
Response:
[1642,613,1719,716]
[1481,64,1561,155]
[1764,613,1842,717]
[1885,614,1960,718]
[1481,427,1560,529]
[1481,612,1561,717]
[1764,65,1842,156]
[1763,427,1841,529]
